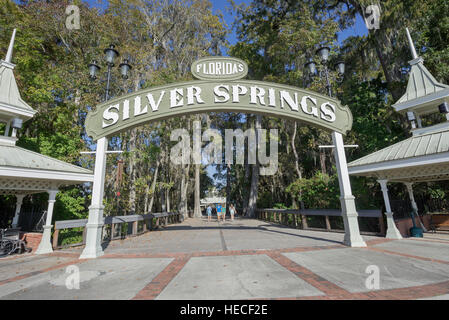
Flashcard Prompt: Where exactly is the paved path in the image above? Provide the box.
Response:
[1,218,449,300]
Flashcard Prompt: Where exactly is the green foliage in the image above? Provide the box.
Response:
[273,203,288,209]
[342,77,406,161]
[58,228,84,246]
[286,172,340,209]
[54,188,88,221]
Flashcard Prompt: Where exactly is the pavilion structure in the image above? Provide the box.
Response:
[0,29,94,254]
[200,197,226,209]
[348,28,449,239]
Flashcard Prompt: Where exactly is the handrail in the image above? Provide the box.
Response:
[255,208,385,235]
[256,208,382,218]
[52,212,182,249]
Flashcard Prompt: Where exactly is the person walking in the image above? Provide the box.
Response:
[222,204,226,222]
[229,204,237,221]
[206,205,212,222]
[216,203,222,222]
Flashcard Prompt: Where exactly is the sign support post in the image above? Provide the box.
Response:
[80,136,108,259]
[332,131,366,247]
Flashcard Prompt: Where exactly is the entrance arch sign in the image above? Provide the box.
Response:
[85,80,353,140]
[80,56,366,259]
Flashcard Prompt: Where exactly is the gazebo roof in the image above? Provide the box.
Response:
[348,28,449,183]
[348,124,449,182]
[0,62,36,120]
[0,144,94,195]
[0,29,93,195]
[200,196,226,205]
[0,29,36,121]
[392,59,449,115]
[392,28,449,115]
[0,144,92,175]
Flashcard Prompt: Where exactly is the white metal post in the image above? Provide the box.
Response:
[404,182,427,231]
[11,194,25,228]
[378,179,402,239]
[80,137,108,259]
[332,131,366,247]
[35,189,58,254]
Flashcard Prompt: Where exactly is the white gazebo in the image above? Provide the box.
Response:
[348,28,449,239]
[0,29,94,254]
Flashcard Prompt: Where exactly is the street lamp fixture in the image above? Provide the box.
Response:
[407,111,417,129]
[304,59,317,76]
[11,118,23,130]
[304,46,345,98]
[104,44,119,66]
[439,101,449,121]
[89,44,132,101]
[88,60,101,79]
[316,46,330,63]
[334,61,345,75]
[119,59,132,79]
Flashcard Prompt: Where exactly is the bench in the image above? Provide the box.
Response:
[429,214,449,233]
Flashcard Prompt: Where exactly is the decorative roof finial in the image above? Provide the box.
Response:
[405,27,418,60]
[5,29,17,64]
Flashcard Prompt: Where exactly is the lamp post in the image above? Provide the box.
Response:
[303,46,345,98]
[304,46,366,247]
[88,44,132,101]
[80,45,131,258]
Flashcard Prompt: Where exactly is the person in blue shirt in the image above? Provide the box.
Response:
[216,204,222,222]
[206,205,212,222]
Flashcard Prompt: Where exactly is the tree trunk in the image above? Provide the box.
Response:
[291,121,305,210]
[128,128,137,214]
[247,115,261,218]
[320,149,327,175]
[194,163,201,217]
[148,160,160,213]
[193,115,202,218]
[226,163,231,215]
[161,188,166,212]
[166,188,170,212]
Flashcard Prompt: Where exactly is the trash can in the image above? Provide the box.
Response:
[409,209,423,238]
[410,226,423,237]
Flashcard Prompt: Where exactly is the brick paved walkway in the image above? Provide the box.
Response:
[1,218,449,300]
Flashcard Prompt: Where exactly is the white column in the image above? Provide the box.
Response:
[80,137,108,259]
[4,120,10,137]
[377,179,402,239]
[35,190,58,254]
[404,182,427,231]
[11,194,25,228]
[332,131,366,247]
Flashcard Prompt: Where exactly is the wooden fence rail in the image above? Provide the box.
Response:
[255,208,385,235]
[52,212,183,249]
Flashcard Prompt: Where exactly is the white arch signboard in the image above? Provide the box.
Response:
[80,56,366,259]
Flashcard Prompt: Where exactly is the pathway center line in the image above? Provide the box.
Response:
[219,224,228,251]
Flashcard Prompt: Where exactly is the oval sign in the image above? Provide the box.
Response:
[191,56,248,80]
